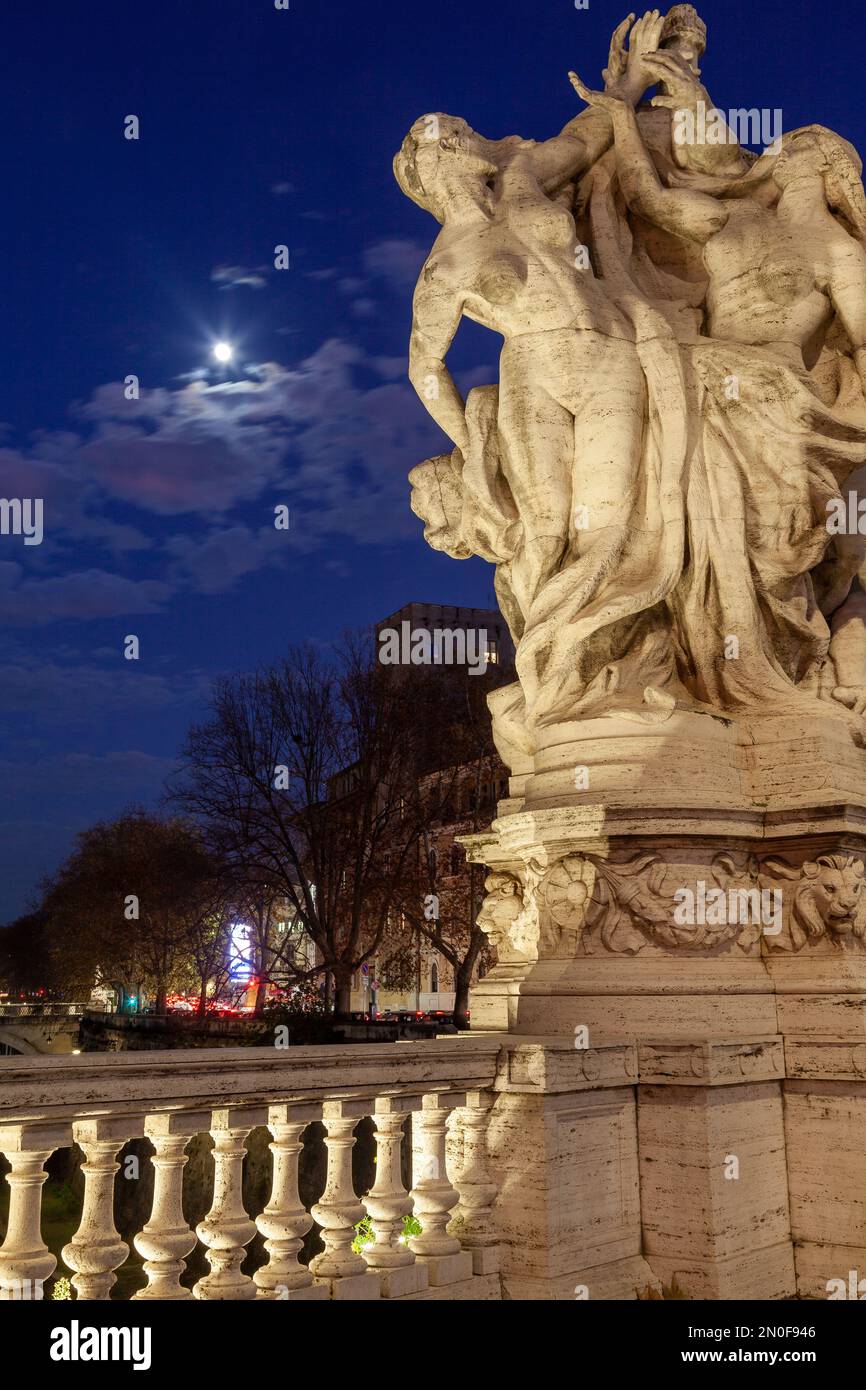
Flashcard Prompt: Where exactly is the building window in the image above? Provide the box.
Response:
[431,962,439,993]
[484,638,499,665]
[450,844,462,876]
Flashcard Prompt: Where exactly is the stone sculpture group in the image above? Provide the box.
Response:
[397,6,866,762]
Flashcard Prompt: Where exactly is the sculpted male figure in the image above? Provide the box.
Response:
[571,63,866,718]
[395,96,643,626]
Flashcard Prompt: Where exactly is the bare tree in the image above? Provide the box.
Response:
[170,643,458,1016]
[395,757,500,1028]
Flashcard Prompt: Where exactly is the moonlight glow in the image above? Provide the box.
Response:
[213,341,233,364]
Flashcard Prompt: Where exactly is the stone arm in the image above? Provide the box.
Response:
[408,278,469,454]
[599,92,728,244]
[826,237,866,392]
[527,10,670,196]
[528,115,613,196]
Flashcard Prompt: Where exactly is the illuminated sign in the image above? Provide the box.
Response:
[230,922,253,982]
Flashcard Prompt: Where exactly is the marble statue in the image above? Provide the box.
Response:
[398,5,866,763]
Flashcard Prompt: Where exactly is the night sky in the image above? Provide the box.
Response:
[1,0,864,922]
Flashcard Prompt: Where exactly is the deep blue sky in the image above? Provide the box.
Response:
[1,0,864,922]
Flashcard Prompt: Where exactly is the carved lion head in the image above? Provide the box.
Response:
[794,855,866,942]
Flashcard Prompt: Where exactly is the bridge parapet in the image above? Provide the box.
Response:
[0,1003,87,1019]
[0,1037,509,1300]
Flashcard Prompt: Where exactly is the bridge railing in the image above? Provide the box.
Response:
[0,1003,88,1019]
[0,1036,504,1301]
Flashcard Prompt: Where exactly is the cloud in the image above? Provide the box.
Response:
[363,238,426,290]
[0,657,208,720]
[0,563,169,626]
[211,264,269,290]
[0,332,453,619]
[0,446,150,555]
[165,524,293,593]
[271,181,296,195]
[370,356,408,380]
[72,375,294,515]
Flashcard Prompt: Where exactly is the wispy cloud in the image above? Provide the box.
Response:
[363,237,426,291]
[211,263,269,290]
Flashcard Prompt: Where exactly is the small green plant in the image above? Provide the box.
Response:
[352,1213,422,1254]
[351,1215,375,1253]
[636,1278,688,1300]
[50,1276,73,1301]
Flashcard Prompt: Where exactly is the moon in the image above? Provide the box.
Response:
[213,341,233,364]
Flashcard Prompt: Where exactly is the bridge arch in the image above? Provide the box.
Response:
[0,1030,38,1055]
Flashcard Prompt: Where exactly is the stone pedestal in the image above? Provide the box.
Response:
[636,1041,795,1299]
[484,1039,656,1300]
[465,709,866,1299]
[783,1041,866,1299]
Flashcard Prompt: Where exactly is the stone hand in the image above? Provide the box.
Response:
[569,71,630,115]
[833,686,866,719]
[643,51,706,109]
[602,13,635,88]
[628,9,665,65]
[605,10,664,100]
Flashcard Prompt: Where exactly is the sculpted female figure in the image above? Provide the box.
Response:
[571,66,866,717]
[395,107,644,626]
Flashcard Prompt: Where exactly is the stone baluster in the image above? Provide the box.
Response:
[255,1101,327,1300]
[310,1099,380,1299]
[362,1096,428,1297]
[409,1091,473,1287]
[194,1106,265,1300]
[449,1090,501,1275]
[62,1116,143,1300]
[0,1122,69,1300]
[133,1111,208,1300]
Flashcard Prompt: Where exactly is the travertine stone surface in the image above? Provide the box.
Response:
[783,1078,866,1297]
[460,798,866,1044]
[638,1080,794,1297]
[0,1121,69,1300]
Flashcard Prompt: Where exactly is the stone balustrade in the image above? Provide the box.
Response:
[0,1037,505,1302]
[0,1003,88,1019]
